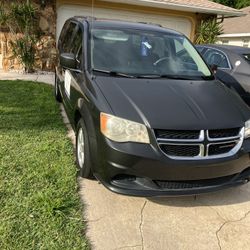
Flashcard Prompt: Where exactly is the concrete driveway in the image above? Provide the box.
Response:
[79,179,250,250]
[0,70,54,85]
[2,72,249,250]
[60,106,250,250]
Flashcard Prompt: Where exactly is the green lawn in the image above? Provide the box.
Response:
[0,80,89,249]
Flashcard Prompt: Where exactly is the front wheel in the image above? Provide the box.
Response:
[76,118,93,178]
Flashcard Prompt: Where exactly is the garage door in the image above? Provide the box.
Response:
[57,4,192,40]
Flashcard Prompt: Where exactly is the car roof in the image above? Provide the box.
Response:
[71,16,183,36]
[197,44,250,54]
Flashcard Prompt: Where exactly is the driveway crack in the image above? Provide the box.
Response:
[216,210,250,250]
[139,201,147,250]
[209,206,227,222]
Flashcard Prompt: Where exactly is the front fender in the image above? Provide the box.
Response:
[76,98,99,172]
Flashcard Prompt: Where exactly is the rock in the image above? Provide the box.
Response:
[39,16,49,32]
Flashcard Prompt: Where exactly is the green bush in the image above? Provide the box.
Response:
[195,19,223,45]
[0,1,40,72]
[212,0,250,9]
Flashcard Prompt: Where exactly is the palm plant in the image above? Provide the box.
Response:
[195,19,223,45]
[0,0,40,72]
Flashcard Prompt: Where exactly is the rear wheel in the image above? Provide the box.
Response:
[76,118,93,178]
[54,75,62,102]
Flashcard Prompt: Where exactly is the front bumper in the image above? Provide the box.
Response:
[94,137,250,197]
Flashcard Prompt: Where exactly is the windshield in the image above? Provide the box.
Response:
[90,28,212,79]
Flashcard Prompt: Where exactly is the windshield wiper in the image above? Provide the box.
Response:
[92,69,135,78]
[200,75,215,80]
[159,75,198,80]
[135,74,194,80]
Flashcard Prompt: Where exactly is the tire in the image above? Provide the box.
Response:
[76,118,93,178]
[54,75,62,103]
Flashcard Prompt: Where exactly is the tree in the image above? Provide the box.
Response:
[212,0,236,8]
[235,0,250,9]
[212,0,250,9]
[0,1,40,72]
[195,19,223,44]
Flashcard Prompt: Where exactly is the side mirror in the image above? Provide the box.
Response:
[210,64,218,74]
[60,53,76,69]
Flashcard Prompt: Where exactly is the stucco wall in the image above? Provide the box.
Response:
[57,0,198,41]
[0,0,215,71]
[217,37,250,47]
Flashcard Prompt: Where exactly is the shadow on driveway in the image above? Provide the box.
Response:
[148,183,250,207]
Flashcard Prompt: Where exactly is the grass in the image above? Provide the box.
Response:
[0,80,89,250]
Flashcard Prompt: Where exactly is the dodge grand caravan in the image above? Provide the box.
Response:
[55,17,250,196]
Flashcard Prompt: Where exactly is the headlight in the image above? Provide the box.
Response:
[100,112,150,143]
[244,119,250,138]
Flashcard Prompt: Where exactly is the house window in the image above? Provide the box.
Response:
[243,39,249,47]
[222,40,229,45]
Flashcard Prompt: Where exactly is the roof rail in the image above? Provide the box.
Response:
[137,21,162,27]
[73,16,97,20]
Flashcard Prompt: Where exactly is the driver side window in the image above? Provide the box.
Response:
[70,27,83,70]
[61,22,77,53]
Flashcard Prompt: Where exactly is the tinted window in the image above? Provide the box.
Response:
[203,49,230,69]
[70,27,83,69]
[58,21,70,48]
[61,22,77,53]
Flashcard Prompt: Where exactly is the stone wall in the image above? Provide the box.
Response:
[0,0,57,72]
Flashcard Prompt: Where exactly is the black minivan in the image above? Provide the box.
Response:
[55,17,250,197]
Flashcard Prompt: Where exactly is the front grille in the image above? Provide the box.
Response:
[208,142,237,156]
[154,174,236,190]
[155,129,200,140]
[160,145,200,157]
[156,128,243,159]
[208,128,240,139]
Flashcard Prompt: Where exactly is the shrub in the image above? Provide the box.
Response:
[195,19,223,45]
[0,1,41,72]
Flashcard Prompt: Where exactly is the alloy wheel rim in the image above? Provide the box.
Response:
[77,128,85,168]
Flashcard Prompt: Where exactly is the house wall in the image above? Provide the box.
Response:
[217,37,250,47]
[56,0,200,41]
[0,0,214,71]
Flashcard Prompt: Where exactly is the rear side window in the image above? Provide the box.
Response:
[203,49,230,69]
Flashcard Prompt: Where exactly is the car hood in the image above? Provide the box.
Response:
[94,76,250,130]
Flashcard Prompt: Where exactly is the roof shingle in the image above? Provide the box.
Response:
[107,0,243,16]
[151,0,241,12]
[221,6,250,34]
